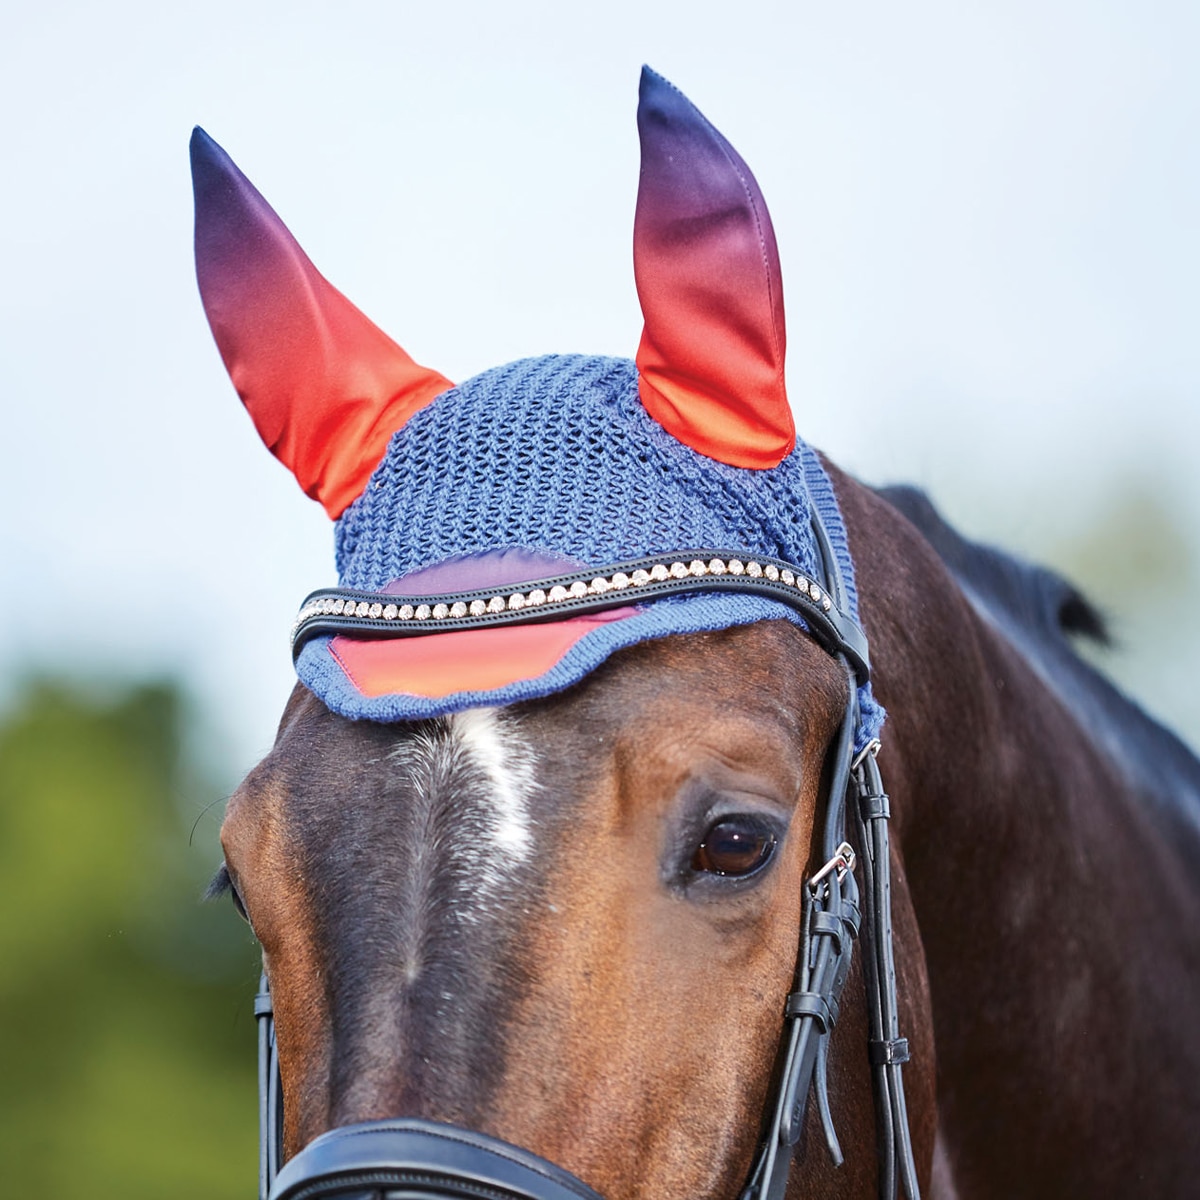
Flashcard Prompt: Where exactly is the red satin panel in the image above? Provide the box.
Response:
[329,613,632,699]
[191,129,453,518]
[634,68,794,469]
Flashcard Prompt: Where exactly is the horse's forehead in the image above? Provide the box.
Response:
[260,621,843,817]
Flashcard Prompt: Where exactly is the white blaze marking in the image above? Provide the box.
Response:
[388,708,536,929]
[449,707,534,862]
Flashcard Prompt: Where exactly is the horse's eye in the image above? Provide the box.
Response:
[230,885,249,923]
[692,817,777,877]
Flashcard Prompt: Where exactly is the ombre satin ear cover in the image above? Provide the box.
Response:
[193,72,885,749]
[190,129,453,519]
[634,67,794,469]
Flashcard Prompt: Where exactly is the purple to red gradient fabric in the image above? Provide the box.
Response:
[192,67,795,520]
[190,129,451,519]
[634,68,794,469]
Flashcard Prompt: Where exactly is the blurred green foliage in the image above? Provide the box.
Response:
[0,676,260,1197]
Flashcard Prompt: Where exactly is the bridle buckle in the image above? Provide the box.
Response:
[808,841,857,893]
[851,737,882,772]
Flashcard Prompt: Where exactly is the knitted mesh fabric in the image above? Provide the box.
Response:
[298,354,884,746]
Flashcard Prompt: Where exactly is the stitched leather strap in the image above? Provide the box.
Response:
[257,974,282,1200]
[854,751,921,1200]
[738,514,920,1200]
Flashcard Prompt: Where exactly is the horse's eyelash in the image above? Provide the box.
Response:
[205,862,232,902]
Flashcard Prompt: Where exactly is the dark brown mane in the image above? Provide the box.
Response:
[877,485,1108,647]
[878,482,1200,848]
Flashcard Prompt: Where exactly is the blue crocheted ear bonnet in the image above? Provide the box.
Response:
[191,71,884,747]
[309,354,884,743]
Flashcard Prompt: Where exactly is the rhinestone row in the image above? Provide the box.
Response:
[294,558,833,635]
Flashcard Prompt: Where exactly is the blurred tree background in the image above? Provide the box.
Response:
[0,676,259,1197]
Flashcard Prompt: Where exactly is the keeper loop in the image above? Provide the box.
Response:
[858,790,891,821]
[842,896,862,938]
[786,991,839,1033]
[868,1037,910,1066]
[810,910,845,951]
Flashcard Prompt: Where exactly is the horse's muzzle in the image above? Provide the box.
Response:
[268,1118,604,1200]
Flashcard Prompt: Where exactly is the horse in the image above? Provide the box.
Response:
[194,68,1200,1200]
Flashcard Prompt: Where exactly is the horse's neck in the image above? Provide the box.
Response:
[871,496,1200,927]
[839,475,1200,1194]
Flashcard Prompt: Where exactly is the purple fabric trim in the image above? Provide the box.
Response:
[383,548,588,597]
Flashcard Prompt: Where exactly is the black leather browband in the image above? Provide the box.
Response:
[290,550,871,684]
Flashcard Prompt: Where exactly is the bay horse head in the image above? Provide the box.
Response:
[195,67,1200,1200]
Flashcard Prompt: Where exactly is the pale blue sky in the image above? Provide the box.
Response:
[2,1,1197,772]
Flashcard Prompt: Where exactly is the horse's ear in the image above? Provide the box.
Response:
[190,128,453,519]
[634,68,794,469]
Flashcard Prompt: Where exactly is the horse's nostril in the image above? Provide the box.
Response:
[692,818,777,877]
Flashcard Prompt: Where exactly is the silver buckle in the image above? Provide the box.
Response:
[850,738,882,772]
[808,841,856,893]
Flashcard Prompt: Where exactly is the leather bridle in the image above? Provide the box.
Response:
[253,513,921,1200]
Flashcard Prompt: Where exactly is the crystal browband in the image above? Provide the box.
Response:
[291,550,871,681]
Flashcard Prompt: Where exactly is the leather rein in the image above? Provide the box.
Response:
[255,516,921,1200]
